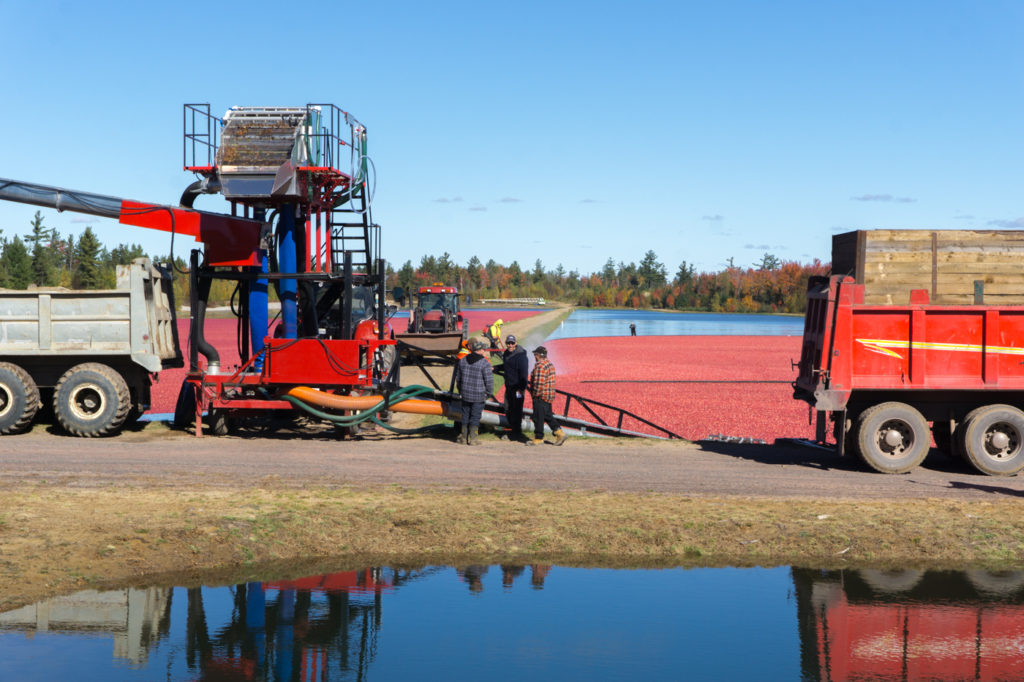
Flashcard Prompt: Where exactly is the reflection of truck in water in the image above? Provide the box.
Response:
[794,567,1024,681]
[394,284,468,360]
[0,258,182,436]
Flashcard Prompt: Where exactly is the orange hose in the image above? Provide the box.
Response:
[285,386,445,415]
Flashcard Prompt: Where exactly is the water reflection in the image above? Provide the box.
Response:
[794,568,1024,681]
[2,566,1023,680]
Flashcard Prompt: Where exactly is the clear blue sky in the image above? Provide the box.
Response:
[2,1,1022,276]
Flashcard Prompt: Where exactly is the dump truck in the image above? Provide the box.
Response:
[794,230,1024,476]
[0,258,182,436]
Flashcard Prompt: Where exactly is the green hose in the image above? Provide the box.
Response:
[282,384,442,427]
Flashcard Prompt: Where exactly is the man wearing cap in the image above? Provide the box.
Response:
[501,334,529,441]
[454,337,494,445]
[526,346,567,446]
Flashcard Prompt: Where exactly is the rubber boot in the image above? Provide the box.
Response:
[457,425,467,444]
[468,425,480,446]
[553,429,567,446]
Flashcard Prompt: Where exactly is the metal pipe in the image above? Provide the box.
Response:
[0,177,121,218]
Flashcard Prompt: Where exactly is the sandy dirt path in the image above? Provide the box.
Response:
[3,427,1023,501]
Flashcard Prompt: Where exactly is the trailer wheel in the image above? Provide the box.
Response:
[961,404,1024,476]
[53,363,130,437]
[855,402,930,474]
[207,408,232,436]
[0,362,41,435]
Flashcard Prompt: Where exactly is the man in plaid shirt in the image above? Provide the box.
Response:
[527,346,567,446]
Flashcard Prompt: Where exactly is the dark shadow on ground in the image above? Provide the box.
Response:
[695,439,862,471]
[948,480,1024,498]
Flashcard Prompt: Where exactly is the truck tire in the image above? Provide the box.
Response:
[0,362,41,435]
[53,363,130,437]
[961,404,1024,476]
[855,402,930,474]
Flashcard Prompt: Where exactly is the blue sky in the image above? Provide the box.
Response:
[1,1,1022,276]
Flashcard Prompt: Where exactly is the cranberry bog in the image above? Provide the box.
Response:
[542,336,813,443]
[147,318,812,444]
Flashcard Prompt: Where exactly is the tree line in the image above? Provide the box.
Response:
[0,212,148,290]
[0,213,828,313]
[389,250,829,314]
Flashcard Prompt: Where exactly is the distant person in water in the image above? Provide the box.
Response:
[629,323,637,336]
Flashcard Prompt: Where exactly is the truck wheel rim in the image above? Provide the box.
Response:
[877,420,913,456]
[69,383,105,421]
[984,422,1020,460]
[0,383,11,419]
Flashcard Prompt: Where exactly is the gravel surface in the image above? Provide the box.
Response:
[4,427,1023,501]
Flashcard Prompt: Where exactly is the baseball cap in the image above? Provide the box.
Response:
[471,338,488,351]
[505,334,517,344]
[533,346,547,356]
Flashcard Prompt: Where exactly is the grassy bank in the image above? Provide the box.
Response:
[4,484,1024,612]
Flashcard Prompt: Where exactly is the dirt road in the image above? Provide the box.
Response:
[5,425,1023,500]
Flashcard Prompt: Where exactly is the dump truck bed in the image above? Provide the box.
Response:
[0,258,182,374]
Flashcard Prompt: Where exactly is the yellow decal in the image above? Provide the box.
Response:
[856,338,1024,360]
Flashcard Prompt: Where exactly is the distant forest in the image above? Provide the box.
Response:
[0,212,829,313]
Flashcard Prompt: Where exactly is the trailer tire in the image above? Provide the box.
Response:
[207,408,232,436]
[53,363,130,437]
[0,362,41,435]
[961,404,1024,476]
[855,402,930,474]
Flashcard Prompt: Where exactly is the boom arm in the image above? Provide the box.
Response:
[0,177,263,266]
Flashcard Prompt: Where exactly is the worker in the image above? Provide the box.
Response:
[526,345,566,446]
[485,318,505,349]
[454,338,493,445]
[501,334,529,441]
[630,323,637,336]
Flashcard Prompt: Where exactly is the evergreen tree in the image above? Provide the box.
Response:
[638,250,667,289]
[26,211,57,286]
[2,236,32,289]
[73,227,105,288]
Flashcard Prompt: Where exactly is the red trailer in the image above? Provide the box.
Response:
[794,275,1024,475]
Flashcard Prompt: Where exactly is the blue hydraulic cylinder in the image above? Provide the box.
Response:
[278,205,297,339]
[249,252,269,371]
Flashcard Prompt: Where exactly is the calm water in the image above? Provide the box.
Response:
[2,565,1023,681]
[545,308,804,340]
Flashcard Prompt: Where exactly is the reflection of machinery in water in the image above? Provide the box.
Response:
[0,587,171,665]
[186,568,436,681]
[793,567,1024,681]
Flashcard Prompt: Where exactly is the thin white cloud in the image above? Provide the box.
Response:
[851,193,916,203]
[702,214,724,222]
[988,218,1024,228]
[499,197,522,203]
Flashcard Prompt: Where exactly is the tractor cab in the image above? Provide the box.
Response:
[409,284,464,335]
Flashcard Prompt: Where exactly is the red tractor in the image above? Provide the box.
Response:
[395,284,468,360]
